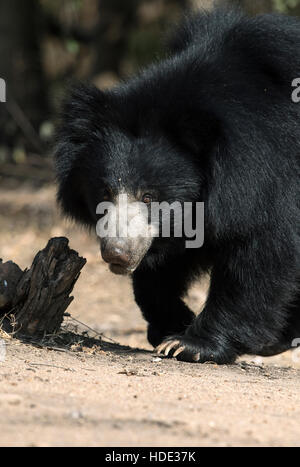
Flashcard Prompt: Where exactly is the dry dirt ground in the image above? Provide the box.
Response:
[0,184,299,447]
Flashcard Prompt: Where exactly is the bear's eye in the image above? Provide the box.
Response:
[142,194,153,204]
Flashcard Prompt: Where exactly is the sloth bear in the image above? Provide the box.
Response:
[55,7,300,364]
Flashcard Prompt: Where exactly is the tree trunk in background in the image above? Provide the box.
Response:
[0,0,47,150]
[93,0,139,76]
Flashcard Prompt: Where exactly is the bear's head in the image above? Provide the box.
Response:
[55,83,220,274]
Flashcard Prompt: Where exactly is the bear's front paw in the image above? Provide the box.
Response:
[156,336,236,364]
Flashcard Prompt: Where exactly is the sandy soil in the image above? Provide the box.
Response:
[0,185,299,447]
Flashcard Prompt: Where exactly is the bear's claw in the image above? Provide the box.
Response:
[156,340,180,356]
[173,346,186,358]
[155,335,237,364]
[156,337,201,362]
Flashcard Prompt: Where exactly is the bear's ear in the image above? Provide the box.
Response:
[55,83,109,226]
[166,108,222,158]
[58,83,109,141]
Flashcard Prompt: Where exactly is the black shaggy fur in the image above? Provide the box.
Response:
[55,7,300,364]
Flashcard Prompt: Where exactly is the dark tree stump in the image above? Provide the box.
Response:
[0,238,86,337]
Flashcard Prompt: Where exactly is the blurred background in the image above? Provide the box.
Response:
[0,0,299,347]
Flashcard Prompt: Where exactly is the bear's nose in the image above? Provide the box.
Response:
[102,247,131,268]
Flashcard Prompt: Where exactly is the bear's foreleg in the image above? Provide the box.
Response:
[133,265,195,348]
